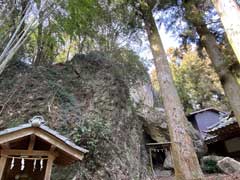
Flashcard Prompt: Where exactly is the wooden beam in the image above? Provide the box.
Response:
[0,128,33,144]
[1,149,57,157]
[28,135,36,150]
[35,130,84,160]
[50,145,56,152]
[149,148,155,176]
[146,142,172,146]
[1,143,9,149]
[0,156,7,179]
[0,127,85,162]
[44,154,55,180]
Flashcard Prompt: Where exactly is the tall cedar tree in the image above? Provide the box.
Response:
[184,1,240,126]
[211,0,240,63]
[139,1,204,179]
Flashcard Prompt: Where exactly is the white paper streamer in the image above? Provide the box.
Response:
[10,157,15,170]
[21,158,25,171]
[33,159,37,172]
[40,159,43,171]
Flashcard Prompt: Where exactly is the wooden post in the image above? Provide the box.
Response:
[0,156,7,179]
[44,154,55,180]
[149,148,155,176]
[28,135,36,150]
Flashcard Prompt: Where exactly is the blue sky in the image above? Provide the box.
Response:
[138,24,179,61]
[130,22,180,71]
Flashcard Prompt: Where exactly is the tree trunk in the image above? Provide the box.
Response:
[34,2,44,66]
[199,27,240,126]
[184,1,240,126]
[17,0,28,59]
[211,0,240,63]
[140,2,204,179]
[34,17,44,65]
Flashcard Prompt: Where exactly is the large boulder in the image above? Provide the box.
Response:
[132,83,206,158]
[138,106,169,142]
[0,53,152,180]
[132,80,206,174]
[137,105,206,157]
[217,157,240,174]
[132,85,206,156]
[130,81,154,107]
[0,52,206,179]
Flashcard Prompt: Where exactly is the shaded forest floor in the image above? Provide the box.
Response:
[154,173,240,180]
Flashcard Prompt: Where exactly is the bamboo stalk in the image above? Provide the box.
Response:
[0,0,55,76]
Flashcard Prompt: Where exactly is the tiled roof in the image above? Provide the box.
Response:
[188,107,225,117]
[204,134,218,142]
[0,116,88,154]
[206,117,237,133]
[204,114,239,143]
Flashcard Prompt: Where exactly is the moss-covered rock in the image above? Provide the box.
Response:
[0,52,151,179]
[0,52,205,179]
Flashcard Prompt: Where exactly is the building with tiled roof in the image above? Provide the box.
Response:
[188,109,240,159]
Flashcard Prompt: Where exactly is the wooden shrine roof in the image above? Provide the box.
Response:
[0,116,88,165]
[146,142,171,149]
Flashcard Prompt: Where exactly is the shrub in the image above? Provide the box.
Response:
[202,159,221,174]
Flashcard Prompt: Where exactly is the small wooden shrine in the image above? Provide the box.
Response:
[146,142,171,175]
[0,116,88,180]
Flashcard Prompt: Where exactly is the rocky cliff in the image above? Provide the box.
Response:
[0,52,205,179]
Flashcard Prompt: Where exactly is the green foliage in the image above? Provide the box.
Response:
[72,116,111,170]
[60,0,101,38]
[170,50,226,112]
[202,160,221,174]
[48,80,77,105]
[0,1,17,49]
[72,50,148,85]
[0,0,145,67]
[151,49,227,113]
[110,48,149,84]
[183,0,205,26]
[56,0,141,55]
[72,117,110,150]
